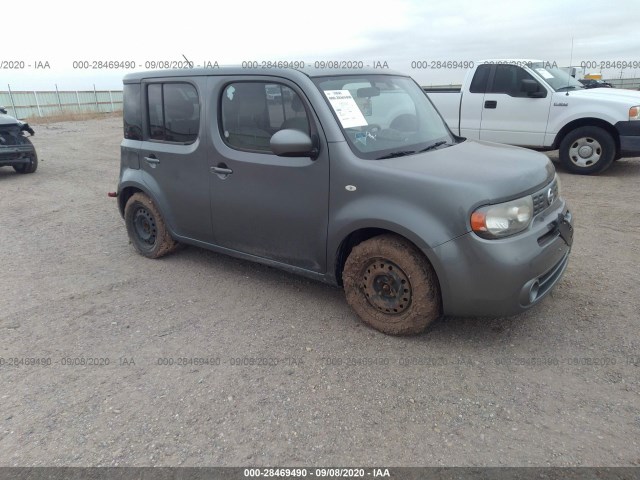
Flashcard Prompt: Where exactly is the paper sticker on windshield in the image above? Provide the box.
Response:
[535,68,554,80]
[324,90,368,128]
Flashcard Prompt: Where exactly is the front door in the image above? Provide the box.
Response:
[206,77,329,273]
[480,64,552,147]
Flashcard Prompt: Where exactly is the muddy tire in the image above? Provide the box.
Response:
[124,192,178,259]
[559,126,615,175]
[342,234,441,335]
[13,139,38,174]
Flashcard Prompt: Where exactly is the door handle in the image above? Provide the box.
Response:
[144,156,160,168]
[484,100,497,109]
[211,166,233,175]
[211,164,233,179]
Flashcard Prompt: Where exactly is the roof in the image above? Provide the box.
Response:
[123,66,407,83]
[477,59,545,66]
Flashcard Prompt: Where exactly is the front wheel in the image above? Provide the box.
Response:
[342,234,442,335]
[124,192,179,258]
[558,126,616,175]
[13,139,38,174]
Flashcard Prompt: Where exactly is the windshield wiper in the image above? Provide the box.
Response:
[417,140,450,153]
[376,150,416,160]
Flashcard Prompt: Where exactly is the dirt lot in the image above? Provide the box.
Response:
[0,116,639,467]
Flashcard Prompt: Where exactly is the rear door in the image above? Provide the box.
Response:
[139,79,213,242]
[479,64,552,146]
[206,77,329,273]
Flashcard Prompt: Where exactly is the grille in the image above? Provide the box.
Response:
[532,179,559,216]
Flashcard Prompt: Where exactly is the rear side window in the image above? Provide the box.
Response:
[146,83,199,143]
[469,64,491,93]
[220,82,310,152]
[123,84,142,140]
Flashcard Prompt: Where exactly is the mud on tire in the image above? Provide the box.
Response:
[124,192,179,259]
[342,234,441,335]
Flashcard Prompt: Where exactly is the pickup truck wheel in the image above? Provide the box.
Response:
[559,126,615,174]
[343,234,441,335]
[13,140,38,174]
[124,193,178,259]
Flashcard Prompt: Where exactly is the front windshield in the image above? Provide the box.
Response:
[312,75,454,159]
[529,63,585,91]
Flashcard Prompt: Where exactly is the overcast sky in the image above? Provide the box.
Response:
[3,0,640,91]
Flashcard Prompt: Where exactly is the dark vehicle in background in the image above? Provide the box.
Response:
[0,106,37,174]
[578,79,613,89]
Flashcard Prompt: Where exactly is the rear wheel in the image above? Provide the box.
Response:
[342,234,441,335]
[559,126,615,174]
[124,192,178,258]
[13,139,38,174]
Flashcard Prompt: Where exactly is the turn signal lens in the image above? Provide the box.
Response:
[630,106,640,120]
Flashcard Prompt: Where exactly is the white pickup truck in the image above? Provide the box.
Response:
[424,60,640,174]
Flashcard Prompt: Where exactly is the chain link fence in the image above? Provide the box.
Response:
[0,86,123,119]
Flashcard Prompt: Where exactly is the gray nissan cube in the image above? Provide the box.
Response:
[114,67,573,335]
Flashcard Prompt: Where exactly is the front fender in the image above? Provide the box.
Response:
[327,195,463,293]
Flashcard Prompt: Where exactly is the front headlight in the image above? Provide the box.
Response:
[471,196,533,239]
[630,106,640,121]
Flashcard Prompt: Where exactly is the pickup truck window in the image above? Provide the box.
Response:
[470,64,491,93]
[488,65,540,98]
[313,75,452,160]
[147,83,199,143]
[221,82,310,152]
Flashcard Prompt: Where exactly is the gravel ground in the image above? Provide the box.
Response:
[0,116,638,467]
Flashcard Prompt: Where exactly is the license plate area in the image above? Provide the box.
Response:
[557,212,573,247]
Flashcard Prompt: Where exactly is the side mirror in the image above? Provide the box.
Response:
[521,79,546,98]
[270,129,316,158]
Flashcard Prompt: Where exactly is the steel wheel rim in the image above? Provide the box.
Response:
[361,258,412,314]
[569,136,602,167]
[133,207,157,245]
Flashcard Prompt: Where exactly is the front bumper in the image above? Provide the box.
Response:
[0,145,35,166]
[432,199,573,317]
[615,121,640,157]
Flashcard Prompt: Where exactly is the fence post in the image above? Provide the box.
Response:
[94,84,99,113]
[76,91,81,112]
[55,84,63,113]
[109,90,114,112]
[7,84,18,118]
[33,91,42,117]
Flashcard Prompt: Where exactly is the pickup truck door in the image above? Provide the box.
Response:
[458,63,492,140]
[206,77,329,273]
[479,64,552,147]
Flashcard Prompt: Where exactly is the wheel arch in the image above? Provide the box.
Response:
[117,185,144,217]
[117,181,169,228]
[334,227,444,297]
[552,117,620,152]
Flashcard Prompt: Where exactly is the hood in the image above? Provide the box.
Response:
[0,113,20,127]
[563,87,640,104]
[377,139,554,204]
